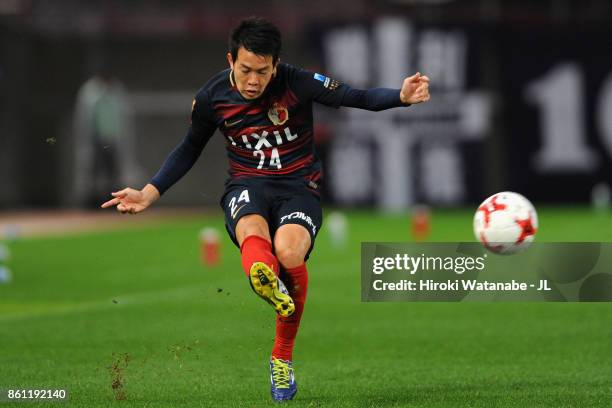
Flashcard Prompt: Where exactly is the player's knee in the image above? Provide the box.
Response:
[236,214,271,244]
[275,246,305,269]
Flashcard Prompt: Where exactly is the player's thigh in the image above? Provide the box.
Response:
[236,214,271,246]
[220,182,271,247]
[272,191,322,263]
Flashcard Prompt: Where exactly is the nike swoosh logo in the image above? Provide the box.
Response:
[224,118,244,127]
[231,203,247,219]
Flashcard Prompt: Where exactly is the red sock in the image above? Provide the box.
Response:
[272,263,308,361]
[240,235,279,277]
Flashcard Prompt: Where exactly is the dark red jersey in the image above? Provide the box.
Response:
[150,64,404,195]
[191,64,348,184]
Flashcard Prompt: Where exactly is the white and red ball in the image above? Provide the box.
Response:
[474,192,538,254]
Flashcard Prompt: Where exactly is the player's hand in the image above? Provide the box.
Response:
[400,72,430,105]
[100,185,159,214]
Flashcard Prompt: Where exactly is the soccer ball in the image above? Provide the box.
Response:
[474,192,538,254]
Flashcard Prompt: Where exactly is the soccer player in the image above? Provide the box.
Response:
[101,17,430,402]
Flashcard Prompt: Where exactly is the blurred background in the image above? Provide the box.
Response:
[1,0,611,212]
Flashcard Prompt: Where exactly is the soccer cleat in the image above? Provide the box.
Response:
[270,357,297,401]
[249,262,295,317]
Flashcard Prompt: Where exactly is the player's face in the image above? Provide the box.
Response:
[227,47,277,100]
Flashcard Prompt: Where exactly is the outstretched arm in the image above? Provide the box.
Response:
[100,125,213,214]
[288,66,430,110]
[149,126,211,194]
[341,72,430,111]
[101,91,216,214]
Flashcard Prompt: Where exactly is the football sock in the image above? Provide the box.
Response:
[240,235,279,277]
[272,263,308,361]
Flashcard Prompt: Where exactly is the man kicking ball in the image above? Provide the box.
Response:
[102,16,430,402]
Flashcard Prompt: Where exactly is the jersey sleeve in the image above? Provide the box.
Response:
[287,65,407,111]
[340,87,407,111]
[149,91,217,195]
[190,91,217,140]
[288,66,349,108]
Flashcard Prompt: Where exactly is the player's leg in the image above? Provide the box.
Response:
[220,182,295,317]
[272,224,311,361]
[235,214,295,317]
[274,224,311,269]
[236,214,274,274]
[268,190,322,401]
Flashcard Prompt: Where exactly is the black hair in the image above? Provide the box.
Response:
[229,17,282,65]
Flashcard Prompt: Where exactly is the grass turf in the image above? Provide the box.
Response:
[1,208,611,407]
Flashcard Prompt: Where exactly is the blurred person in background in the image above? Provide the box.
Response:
[102,17,430,402]
[73,64,141,207]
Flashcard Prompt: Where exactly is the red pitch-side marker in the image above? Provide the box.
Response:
[411,206,430,242]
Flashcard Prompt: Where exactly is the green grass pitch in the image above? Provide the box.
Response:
[1,208,611,407]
